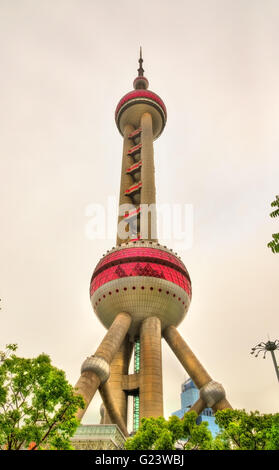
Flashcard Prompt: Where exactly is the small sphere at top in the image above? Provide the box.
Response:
[133,75,149,90]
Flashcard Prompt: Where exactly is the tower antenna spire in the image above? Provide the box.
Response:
[138,46,144,77]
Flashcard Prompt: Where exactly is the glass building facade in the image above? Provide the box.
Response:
[172,378,220,437]
[71,424,126,450]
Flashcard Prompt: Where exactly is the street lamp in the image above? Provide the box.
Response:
[251,340,279,383]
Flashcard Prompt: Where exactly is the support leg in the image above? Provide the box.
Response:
[99,381,129,437]
[103,336,133,426]
[139,316,163,419]
[163,325,232,412]
[75,312,131,421]
[188,398,206,415]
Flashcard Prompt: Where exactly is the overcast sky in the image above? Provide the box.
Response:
[0,0,278,430]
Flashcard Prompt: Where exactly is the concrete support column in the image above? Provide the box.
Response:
[164,325,211,388]
[116,124,135,245]
[139,316,163,419]
[103,336,133,426]
[188,398,207,415]
[140,112,157,241]
[212,397,232,413]
[75,312,132,421]
[163,325,232,412]
[99,381,129,437]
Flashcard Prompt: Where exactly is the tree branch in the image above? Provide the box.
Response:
[32,402,71,450]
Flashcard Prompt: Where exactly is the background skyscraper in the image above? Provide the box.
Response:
[172,378,220,437]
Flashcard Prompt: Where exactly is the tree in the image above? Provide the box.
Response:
[267,195,279,253]
[181,411,213,450]
[265,414,279,450]
[125,412,213,450]
[0,344,84,450]
[125,409,279,451]
[214,409,279,450]
[125,417,172,450]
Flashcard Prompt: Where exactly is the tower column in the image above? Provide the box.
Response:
[188,397,207,415]
[99,381,129,437]
[103,336,133,426]
[139,316,163,419]
[163,325,232,412]
[140,112,157,241]
[164,325,211,388]
[75,312,131,421]
[117,124,135,245]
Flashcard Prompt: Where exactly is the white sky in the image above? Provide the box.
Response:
[0,0,278,430]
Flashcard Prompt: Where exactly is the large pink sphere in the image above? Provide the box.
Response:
[90,240,191,338]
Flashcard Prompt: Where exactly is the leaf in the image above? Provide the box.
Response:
[0,346,84,450]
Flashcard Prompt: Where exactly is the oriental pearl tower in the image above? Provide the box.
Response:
[74,50,232,436]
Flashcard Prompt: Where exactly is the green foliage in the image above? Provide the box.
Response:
[265,414,279,450]
[153,429,174,450]
[0,344,17,363]
[182,412,213,450]
[125,412,213,450]
[125,417,169,450]
[210,432,231,450]
[214,409,279,450]
[125,409,279,451]
[267,195,279,253]
[0,344,84,450]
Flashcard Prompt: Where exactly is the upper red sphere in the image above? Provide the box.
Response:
[115,90,167,120]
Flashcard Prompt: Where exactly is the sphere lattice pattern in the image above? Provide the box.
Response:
[91,246,191,295]
[90,241,192,337]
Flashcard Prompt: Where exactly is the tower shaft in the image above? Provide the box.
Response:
[139,316,163,419]
[117,112,157,244]
[117,124,135,246]
[140,112,157,241]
